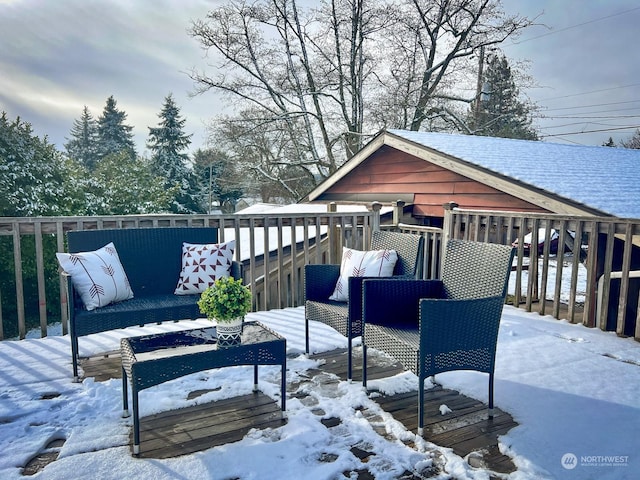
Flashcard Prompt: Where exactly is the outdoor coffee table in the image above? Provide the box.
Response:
[120,321,286,455]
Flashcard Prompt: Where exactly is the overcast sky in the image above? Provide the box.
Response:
[1,0,639,155]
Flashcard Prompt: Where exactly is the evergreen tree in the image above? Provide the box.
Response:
[90,151,177,215]
[97,95,136,162]
[0,112,81,216]
[147,94,201,213]
[471,55,538,140]
[1,112,87,335]
[65,105,100,170]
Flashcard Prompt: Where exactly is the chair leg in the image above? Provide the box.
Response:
[71,336,80,383]
[304,315,310,355]
[347,336,352,382]
[362,344,368,389]
[488,372,495,418]
[418,375,425,436]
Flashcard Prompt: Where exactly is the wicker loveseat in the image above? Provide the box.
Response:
[304,230,424,380]
[63,227,242,382]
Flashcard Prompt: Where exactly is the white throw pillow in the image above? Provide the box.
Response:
[329,247,398,302]
[174,240,236,295]
[56,242,134,311]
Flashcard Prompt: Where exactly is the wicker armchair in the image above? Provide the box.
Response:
[361,239,515,435]
[304,230,424,380]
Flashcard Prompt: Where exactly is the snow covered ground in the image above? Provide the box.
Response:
[1,306,638,479]
[509,256,588,304]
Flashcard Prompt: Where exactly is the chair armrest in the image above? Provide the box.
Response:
[362,279,444,328]
[304,264,341,301]
[230,261,243,281]
[418,295,506,373]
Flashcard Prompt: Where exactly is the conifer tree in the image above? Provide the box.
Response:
[471,55,538,140]
[65,105,100,170]
[147,94,192,181]
[147,94,201,213]
[0,112,79,216]
[97,95,136,161]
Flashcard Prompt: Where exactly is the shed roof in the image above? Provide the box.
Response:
[308,129,640,219]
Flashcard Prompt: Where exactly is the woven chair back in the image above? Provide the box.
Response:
[441,239,515,300]
[371,230,424,278]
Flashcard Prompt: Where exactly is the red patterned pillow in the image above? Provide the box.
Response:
[56,242,133,310]
[328,247,398,302]
[174,241,235,295]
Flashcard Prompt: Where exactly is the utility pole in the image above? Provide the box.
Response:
[474,45,485,128]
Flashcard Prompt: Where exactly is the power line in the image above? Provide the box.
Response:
[537,83,640,102]
[539,100,640,113]
[542,115,640,120]
[539,124,640,138]
[510,6,640,45]
[540,121,640,130]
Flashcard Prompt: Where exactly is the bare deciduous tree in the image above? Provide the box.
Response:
[620,129,640,149]
[189,0,533,192]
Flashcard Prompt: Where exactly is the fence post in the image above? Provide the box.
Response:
[328,202,340,262]
[442,202,458,240]
[441,202,459,275]
[370,201,382,232]
[392,200,405,227]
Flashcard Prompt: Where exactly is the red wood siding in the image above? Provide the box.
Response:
[326,146,550,217]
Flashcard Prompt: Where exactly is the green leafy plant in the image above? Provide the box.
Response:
[197,276,252,323]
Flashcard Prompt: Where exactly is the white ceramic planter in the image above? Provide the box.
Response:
[216,317,243,346]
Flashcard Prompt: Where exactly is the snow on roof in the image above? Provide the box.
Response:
[236,202,392,215]
[389,129,640,219]
[230,203,392,261]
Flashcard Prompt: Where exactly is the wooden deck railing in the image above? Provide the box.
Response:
[3,202,640,342]
[0,208,380,340]
[443,204,640,341]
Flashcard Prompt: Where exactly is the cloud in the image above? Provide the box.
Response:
[0,0,221,152]
[502,1,640,145]
[1,0,638,151]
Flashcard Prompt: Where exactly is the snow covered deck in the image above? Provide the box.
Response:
[1,306,639,479]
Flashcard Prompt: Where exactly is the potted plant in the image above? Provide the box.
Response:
[198,276,252,345]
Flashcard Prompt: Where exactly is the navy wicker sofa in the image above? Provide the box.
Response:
[64,227,242,382]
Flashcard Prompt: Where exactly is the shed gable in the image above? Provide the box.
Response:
[323,145,549,217]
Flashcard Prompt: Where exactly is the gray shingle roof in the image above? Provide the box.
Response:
[389,129,640,219]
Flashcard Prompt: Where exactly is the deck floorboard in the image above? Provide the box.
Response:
[80,345,517,474]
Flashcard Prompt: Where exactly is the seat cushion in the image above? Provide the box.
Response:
[73,294,202,337]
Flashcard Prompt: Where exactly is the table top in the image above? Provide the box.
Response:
[123,321,284,363]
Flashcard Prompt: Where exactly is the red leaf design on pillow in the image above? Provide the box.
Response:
[101,264,115,277]
[351,266,366,277]
[375,249,392,275]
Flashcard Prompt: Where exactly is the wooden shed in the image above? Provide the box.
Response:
[305,129,640,225]
[304,129,640,336]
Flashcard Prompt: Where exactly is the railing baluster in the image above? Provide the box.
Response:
[13,222,26,339]
[582,222,599,328]
[34,222,47,337]
[617,224,633,335]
